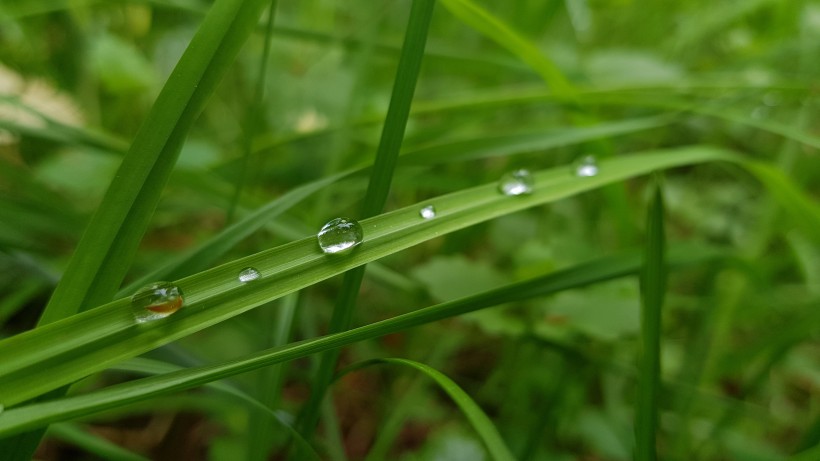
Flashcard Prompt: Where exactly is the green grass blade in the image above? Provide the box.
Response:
[116,172,346,297]
[439,0,571,94]
[226,0,278,224]
[111,356,321,461]
[0,147,793,407]
[39,0,272,324]
[635,177,666,461]
[298,0,437,439]
[47,423,150,461]
[0,249,655,436]
[337,358,516,461]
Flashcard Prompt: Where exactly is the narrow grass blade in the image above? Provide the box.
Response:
[2,1,274,457]
[337,358,516,461]
[226,0,278,224]
[2,147,812,408]
[111,356,321,461]
[298,0,437,439]
[439,0,571,94]
[48,423,150,461]
[116,172,346,297]
[0,249,653,436]
[635,177,666,461]
[39,0,273,324]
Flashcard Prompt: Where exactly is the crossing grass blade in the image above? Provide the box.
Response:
[38,0,273,325]
[1,147,818,409]
[0,247,677,436]
[337,358,516,461]
[0,1,274,457]
[110,356,322,461]
[297,0,437,439]
[635,178,666,461]
[47,423,150,461]
[439,0,571,94]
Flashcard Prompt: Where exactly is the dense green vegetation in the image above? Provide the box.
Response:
[1,0,819,459]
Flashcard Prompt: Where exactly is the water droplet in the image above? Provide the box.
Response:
[419,205,436,219]
[317,217,363,254]
[131,282,184,323]
[238,267,261,283]
[574,156,599,177]
[498,169,534,196]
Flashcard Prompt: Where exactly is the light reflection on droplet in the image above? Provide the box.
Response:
[420,205,436,219]
[498,169,534,196]
[317,217,364,254]
[238,267,261,283]
[131,282,184,323]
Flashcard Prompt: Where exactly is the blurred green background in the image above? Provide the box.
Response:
[1,0,819,460]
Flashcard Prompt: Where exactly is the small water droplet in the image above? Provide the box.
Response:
[574,156,599,177]
[238,267,261,283]
[317,217,363,254]
[131,282,184,323]
[419,205,436,219]
[498,169,534,196]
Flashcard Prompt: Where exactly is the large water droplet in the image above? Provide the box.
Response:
[238,267,261,283]
[131,282,184,323]
[317,217,363,254]
[498,169,534,196]
[574,156,599,177]
[419,205,436,219]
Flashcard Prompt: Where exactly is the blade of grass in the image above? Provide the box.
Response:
[635,177,666,461]
[47,423,150,461]
[3,147,816,408]
[337,358,516,461]
[39,0,272,324]
[3,1,273,457]
[439,0,571,95]
[226,0,278,224]
[247,293,298,461]
[110,356,321,461]
[0,249,657,436]
[297,0,436,440]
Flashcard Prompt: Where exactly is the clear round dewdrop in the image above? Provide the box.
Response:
[419,205,436,219]
[574,155,599,177]
[498,169,534,196]
[238,267,261,283]
[317,217,364,254]
[131,282,184,323]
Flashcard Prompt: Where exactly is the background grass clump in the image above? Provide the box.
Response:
[0,0,819,460]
